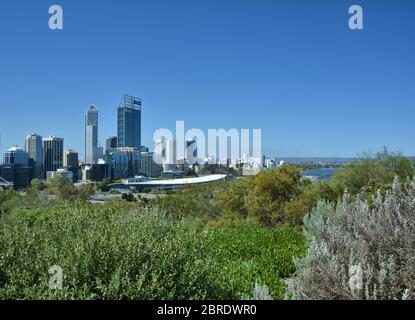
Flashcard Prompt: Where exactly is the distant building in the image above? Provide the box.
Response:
[117,95,141,149]
[106,136,118,154]
[91,162,108,182]
[105,147,140,180]
[64,149,79,181]
[25,134,43,179]
[0,164,31,190]
[140,152,163,178]
[186,139,198,165]
[43,136,64,177]
[47,168,73,181]
[3,146,29,166]
[85,105,99,164]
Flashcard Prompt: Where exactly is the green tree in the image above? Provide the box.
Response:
[77,184,95,201]
[245,165,303,226]
[121,193,136,202]
[46,175,78,200]
[333,148,415,195]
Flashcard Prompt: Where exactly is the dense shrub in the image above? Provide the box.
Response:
[207,223,306,299]
[0,206,224,299]
[156,183,226,220]
[294,177,415,300]
[333,148,415,195]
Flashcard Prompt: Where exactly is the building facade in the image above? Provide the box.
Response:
[85,105,99,164]
[117,95,142,149]
[140,152,163,178]
[25,133,43,179]
[64,149,79,181]
[0,164,31,190]
[105,147,140,180]
[3,146,29,166]
[106,136,118,154]
[43,136,64,177]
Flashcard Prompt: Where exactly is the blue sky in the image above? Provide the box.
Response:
[0,0,414,160]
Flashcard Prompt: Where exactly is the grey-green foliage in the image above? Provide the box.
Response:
[0,206,221,299]
[241,282,273,300]
[294,177,415,300]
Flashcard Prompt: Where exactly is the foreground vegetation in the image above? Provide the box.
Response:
[1,148,414,300]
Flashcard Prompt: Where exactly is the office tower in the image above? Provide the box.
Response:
[25,133,43,179]
[105,147,140,180]
[3,146,29,166]
[43,136,64,176]
[64,149,79,181]
[117,95,141,149]
[106,137,118,154]
[0,164,31,190]
[186,139,198,164]
[85,105,99,164]
[140,152,163,178]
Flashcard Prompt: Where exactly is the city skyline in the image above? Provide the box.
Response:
[1,0,414,159]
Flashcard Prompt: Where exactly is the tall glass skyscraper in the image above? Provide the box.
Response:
[85,105,99,164]
[117,95,142,149]
[25,133,43,179]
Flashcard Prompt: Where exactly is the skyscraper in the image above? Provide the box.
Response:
[25,133,43,179]
[85,105,99,164]
[64,149,79,181]
[117,95,141,149]
[106,136,118,154]
[43,136,64,176]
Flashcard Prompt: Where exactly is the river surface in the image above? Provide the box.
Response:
[302,167,338,181]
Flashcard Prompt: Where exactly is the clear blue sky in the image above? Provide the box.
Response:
[0,0,414,160]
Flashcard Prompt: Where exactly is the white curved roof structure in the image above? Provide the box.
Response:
[122,174,227,186]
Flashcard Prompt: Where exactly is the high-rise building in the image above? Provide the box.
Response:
[186,139,198,164]
[105,147,140,180]
[85,105,99,164]
[64,149,79,181]
[106,136,117,153]
[25,133,43,179]
[140,152,163,178]
[43,136,64,177]
[3,146,29,166]
[117,95,141,149]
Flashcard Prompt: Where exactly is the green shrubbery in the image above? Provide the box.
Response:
[0,205,217,299]
[0,199,305,300]
[2,148,414,300]
[207,223,305,299]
